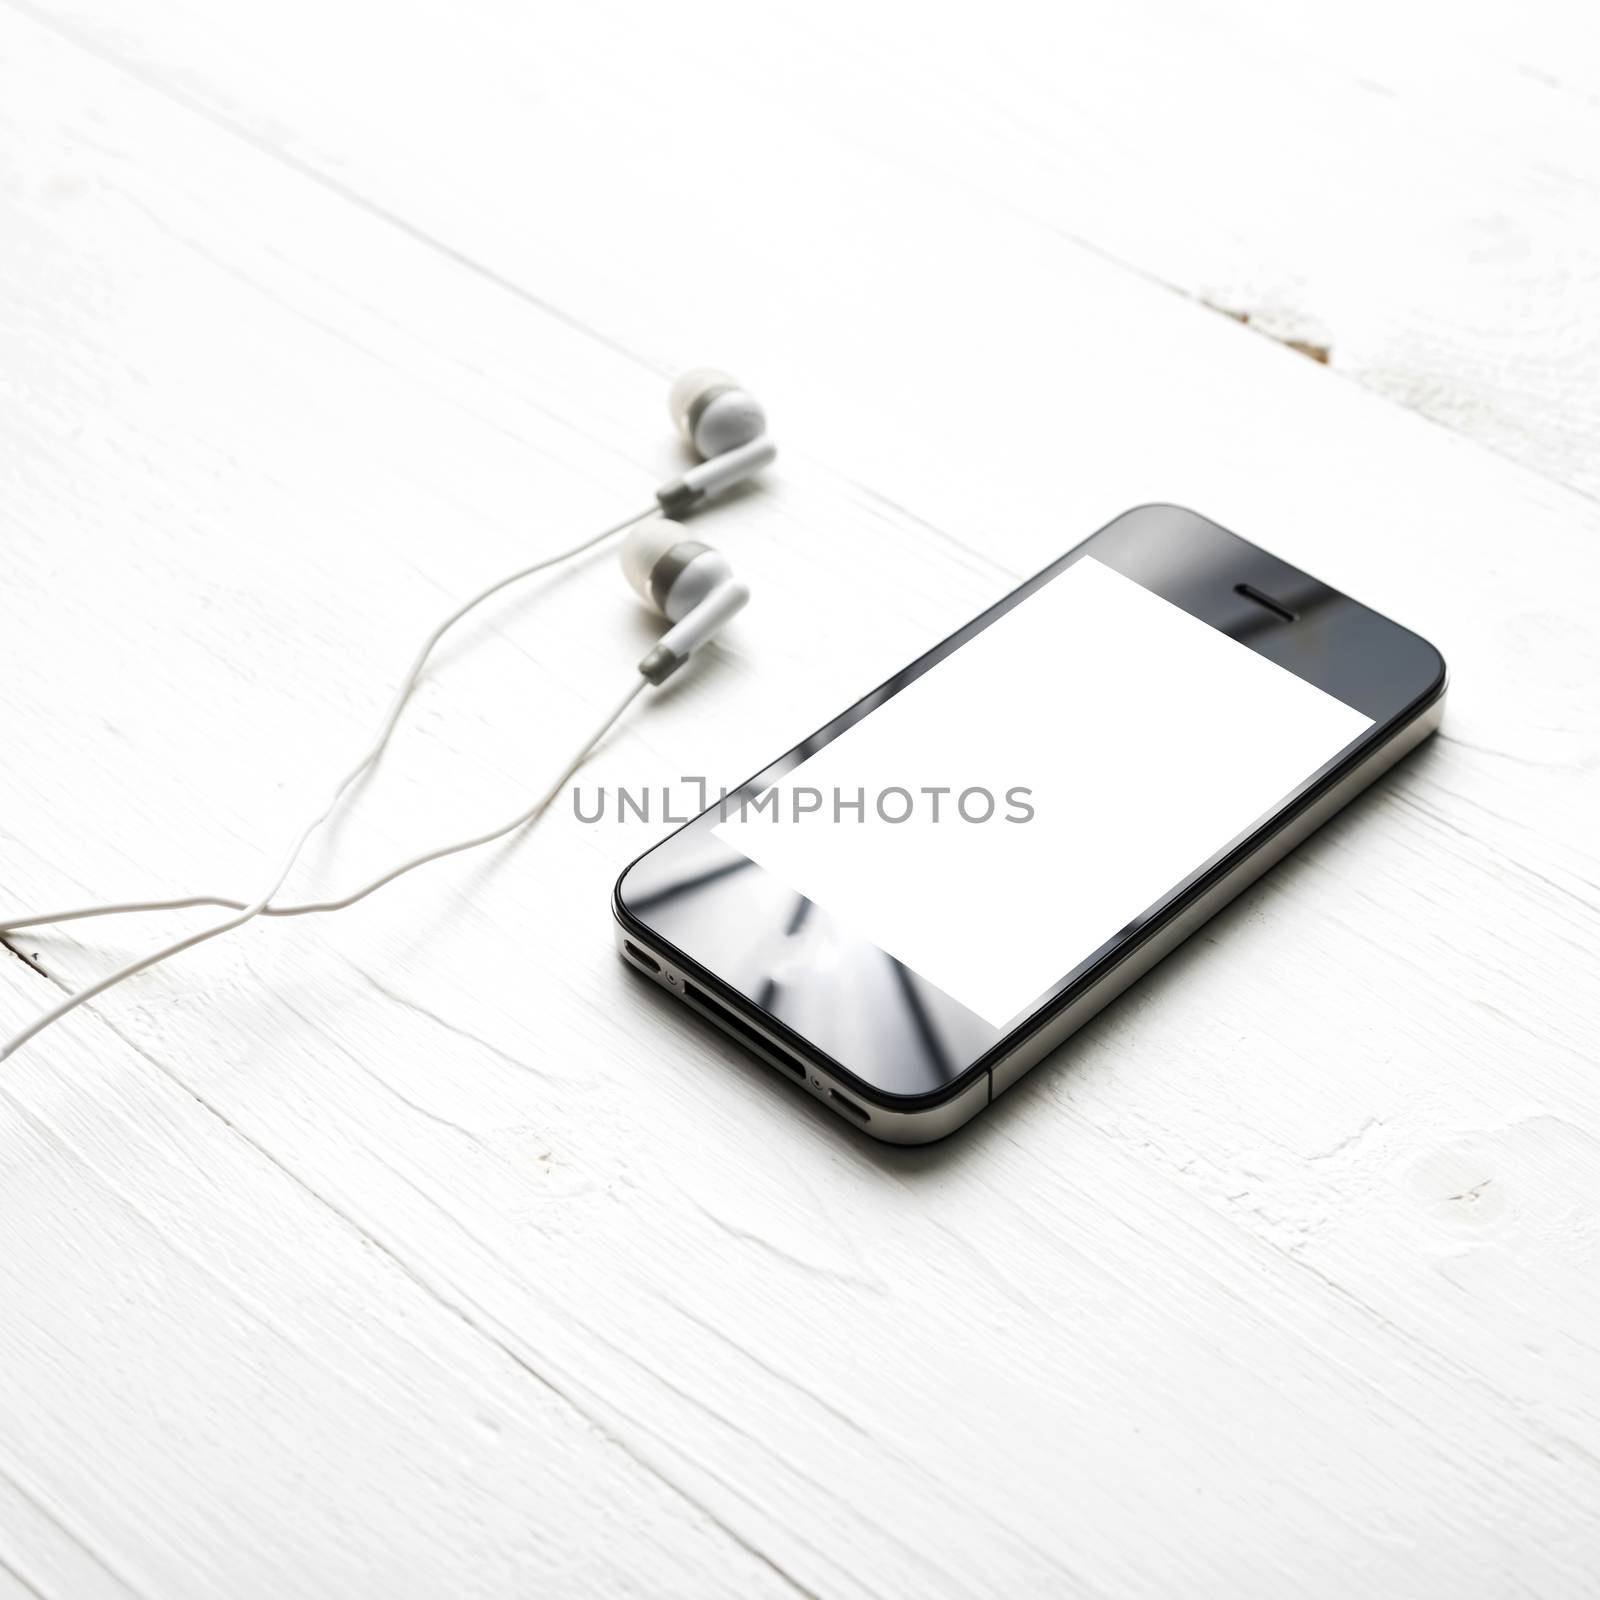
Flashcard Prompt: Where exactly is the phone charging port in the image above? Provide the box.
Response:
[682,981,812,1083]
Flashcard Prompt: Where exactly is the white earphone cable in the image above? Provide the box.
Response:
[266,673,646,917]
[0,507,660,1062]
[0,506,657,937]
[0,366,778,1066]
[0,673,648,1062]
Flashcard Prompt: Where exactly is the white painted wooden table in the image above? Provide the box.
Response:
[2,3,1597,1595]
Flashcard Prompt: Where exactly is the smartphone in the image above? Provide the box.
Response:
[613,505,1446,1143]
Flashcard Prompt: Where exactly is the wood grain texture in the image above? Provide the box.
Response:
[8,0,1599,500]
[1,2,1597,1596]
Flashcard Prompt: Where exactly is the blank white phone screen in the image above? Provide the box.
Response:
[714,558,1372,1028]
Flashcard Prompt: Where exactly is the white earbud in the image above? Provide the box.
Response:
[656,368,776,517]
[620,521,749,684]
[669,367,767,455]
[0,366,776,1063]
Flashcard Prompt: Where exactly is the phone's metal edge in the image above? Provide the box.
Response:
[616,689,1444,1146]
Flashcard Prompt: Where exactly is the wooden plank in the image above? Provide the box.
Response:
[8,0,1600,498]
[0,1472,129,1600]
[1,7,1597,1597]
[0,957,810,1599]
